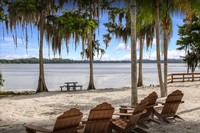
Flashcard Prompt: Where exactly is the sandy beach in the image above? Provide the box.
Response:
[0,81,200,133]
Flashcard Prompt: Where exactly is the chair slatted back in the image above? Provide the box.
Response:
[161,90,183,116]
[84,102,114,133]
[125,98,148,130]
[53,108,83,131]
[141,92,158,119]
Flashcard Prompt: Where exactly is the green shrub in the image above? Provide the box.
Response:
[0,72,4,87]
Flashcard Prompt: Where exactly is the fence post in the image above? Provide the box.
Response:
[171,75,173,83]
[192,73,194,81]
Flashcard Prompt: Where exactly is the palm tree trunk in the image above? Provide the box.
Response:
[130,0,138,105]
[155,0,165,97]
[137,34,144,87]
[163,27,168,96]
[87,32,95,90]
[36,30,48,93]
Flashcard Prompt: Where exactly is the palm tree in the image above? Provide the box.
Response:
[160,0,200,96]
[162,15,171,96]
[137,23,155,87]
[104,2,156,103]
[81,37,105,90]
[45,9,99,90]
[160,0,174,96]
[129,0,137,105]
[70,0,111,90]
[8,0,60,92]
[155,0,165,97]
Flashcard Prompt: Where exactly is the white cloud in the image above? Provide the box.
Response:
[141,38,156,49]
[2,36,23,44]
[167,50,185,59]
[143,51,157,60]
[119,54,131,60]
[0,54,35,60]
[143,50,185,60]
[101,54,111,60]
[115,43,131,51]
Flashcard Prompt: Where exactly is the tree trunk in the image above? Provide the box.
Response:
[87,32,96,90]
[187,65,189,73]
[155,0,165,97]
[36,30,48,93]
[130,0,138,105]
[163,28,168,96]
[137,34,144,87]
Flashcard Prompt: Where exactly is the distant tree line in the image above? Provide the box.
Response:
[0,58,184,64]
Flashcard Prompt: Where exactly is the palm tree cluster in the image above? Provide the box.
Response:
[1,0,200,105]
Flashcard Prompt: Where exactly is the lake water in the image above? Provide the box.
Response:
[0,63,195,91]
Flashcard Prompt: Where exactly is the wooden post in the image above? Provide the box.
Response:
[192,73,194,81]
[183,74,185,82]
[119,106,128,119]
[60,86,63,91]
[171,75,173,83]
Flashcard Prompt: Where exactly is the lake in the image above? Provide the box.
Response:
[0,63,193,91]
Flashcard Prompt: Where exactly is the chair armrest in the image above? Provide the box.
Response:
[145,103,158,108]
[120,105,137,108]
[81,119,112,124]
[24,124,52,133]
[120,107,135,110]
[157,101,184,105]
[154,106,164,110]
[114,109,146,116]
[156,101,165,105]
[77,123,84,129]
[114,112,133,116]
[81,120,87,124]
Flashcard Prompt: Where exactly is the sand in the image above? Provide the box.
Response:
[0,81,200,133]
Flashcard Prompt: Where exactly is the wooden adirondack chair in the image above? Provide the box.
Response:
[78,102,114,133]
[154,90,184,123]
[120,92,160,128]
[24,108,83,133]
[139,92,159,123]
[111,97,148,133]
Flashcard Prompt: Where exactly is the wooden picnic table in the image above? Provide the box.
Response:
[60,82,83,91]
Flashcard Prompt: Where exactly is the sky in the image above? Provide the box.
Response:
[0,12,186,61]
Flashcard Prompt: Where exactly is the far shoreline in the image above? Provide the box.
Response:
[0,58,184,64]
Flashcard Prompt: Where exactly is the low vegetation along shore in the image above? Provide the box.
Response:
[0,82,200,133]
[0,58,184,64]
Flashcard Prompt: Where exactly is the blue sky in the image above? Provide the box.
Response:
[0,13,186,61]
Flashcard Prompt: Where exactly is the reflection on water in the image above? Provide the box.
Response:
[0,63,195,90]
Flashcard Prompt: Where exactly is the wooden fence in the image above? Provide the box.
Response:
[167,73,200,83]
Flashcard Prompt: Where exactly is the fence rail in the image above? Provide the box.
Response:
[167,73,200,83]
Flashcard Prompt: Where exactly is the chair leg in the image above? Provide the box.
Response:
[108,125,112,133]
[148,118,161,124]
[154,110,170,124]
[138,121,149,129]
[26,128,36,133]
[134,127,148,133]
[174,115,184,121]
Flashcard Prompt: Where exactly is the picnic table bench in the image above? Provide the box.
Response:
[60,82,83,91]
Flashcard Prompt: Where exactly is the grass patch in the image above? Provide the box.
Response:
[0,90,35,95]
